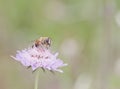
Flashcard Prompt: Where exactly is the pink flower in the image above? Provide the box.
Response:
[11,47,67,73]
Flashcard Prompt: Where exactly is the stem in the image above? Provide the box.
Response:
[34,69,40,89]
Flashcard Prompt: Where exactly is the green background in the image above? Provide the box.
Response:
[0,0,120,89]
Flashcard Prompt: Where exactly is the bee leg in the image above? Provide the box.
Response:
[32,44,35,48]
[32,45,34,48]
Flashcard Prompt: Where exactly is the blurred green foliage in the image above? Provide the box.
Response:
[0,0,120,89]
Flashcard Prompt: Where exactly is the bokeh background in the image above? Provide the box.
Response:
[0,0,120,89]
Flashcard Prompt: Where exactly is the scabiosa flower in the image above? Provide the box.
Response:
[11,46,67,73]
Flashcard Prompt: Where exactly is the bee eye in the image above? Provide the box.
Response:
[46,38,51,44]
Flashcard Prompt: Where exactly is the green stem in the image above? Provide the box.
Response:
[34,70,40,89]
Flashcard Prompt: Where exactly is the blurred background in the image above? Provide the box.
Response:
[0,0,120,89]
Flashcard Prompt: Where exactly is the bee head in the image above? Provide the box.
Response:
[45,37,51,46]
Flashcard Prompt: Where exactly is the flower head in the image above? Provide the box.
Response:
[11,46,67,73]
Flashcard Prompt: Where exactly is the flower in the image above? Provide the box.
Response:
[11,47,67,73]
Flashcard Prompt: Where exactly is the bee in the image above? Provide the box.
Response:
[32,37,51,49]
